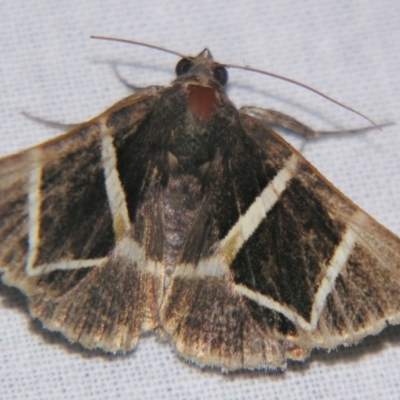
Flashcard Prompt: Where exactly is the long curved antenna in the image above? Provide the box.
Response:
[224,63,379,129]
[90,35,380,129]
[90,35,186,58]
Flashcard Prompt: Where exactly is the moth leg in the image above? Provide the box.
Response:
[112,64,162,93]
[21,111,78,131]
[240,107,320,139]
[240,106,391,140]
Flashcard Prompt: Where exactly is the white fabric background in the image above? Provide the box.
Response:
[1,1,400,399]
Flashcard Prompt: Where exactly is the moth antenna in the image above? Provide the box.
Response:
[224,63,380,130]
[90,35,186,59]
[91,36,380,130]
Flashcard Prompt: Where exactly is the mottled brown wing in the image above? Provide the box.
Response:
[0,91,165,352]
[160,112,400,371]
[2,63,400,373]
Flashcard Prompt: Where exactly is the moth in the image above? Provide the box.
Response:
[1,37,399,373]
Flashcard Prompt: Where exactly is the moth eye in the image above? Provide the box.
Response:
[213,67,228,86]
[176,58,193,76]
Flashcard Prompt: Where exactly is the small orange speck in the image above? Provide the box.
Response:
[187,85,220,120]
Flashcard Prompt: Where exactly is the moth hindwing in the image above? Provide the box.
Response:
[1,47,399,372]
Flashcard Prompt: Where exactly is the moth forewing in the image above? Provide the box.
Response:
[1,45,400,371]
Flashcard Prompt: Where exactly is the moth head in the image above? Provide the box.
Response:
[90,36,378,131]
[175,49,229,86]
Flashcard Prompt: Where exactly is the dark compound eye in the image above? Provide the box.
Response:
[175,58,193,76]
[213,67,228,86]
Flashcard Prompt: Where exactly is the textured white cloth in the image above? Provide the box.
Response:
[1,1,400,399]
